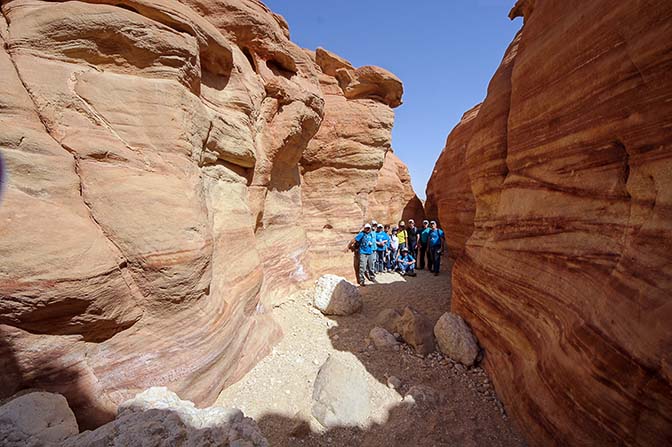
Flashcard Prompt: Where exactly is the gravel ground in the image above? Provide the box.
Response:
[217,263,527,447]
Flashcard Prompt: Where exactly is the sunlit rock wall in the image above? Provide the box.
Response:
[301,47,423,280]
[0,0,423,429]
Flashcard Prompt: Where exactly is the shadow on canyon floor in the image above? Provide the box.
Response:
[0,329,116,430]
[249,262,527,446]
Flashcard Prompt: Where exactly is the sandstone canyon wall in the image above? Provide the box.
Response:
[425,103,480,258]
[427,0,672,445]
[301,47,423,280]
[0,0,420,428]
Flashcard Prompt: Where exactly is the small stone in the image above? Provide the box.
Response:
[369,327,399,350]
[387,376,402,390]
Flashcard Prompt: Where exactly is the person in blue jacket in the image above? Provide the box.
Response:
[374,224,389,273]
[396,247,416,276]
[427,220,446,275]
[347,223,376,286]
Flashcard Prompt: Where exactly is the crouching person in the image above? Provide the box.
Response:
[396,247,416,276]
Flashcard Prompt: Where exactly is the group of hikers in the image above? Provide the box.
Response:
[347,218,446,286]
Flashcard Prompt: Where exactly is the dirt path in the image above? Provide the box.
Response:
[217,264,526,446]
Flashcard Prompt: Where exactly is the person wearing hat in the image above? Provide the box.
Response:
[418,219,431,270]
[374,223,389,273]
[427,220,446,275]
[347,223,376,286]
[397,220,408,252]
[396,246,416,276]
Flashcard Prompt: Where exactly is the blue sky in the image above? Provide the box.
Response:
[264,1,522,198]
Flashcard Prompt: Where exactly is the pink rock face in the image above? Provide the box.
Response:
[301,47,421,281]
[369,151,425,226]
[0,0,421,429]
[428,1,672,445]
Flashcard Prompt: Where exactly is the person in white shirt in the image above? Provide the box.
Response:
[387,226,399,272]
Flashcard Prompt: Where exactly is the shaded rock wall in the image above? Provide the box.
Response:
[427,0,672,445]
[0,0,420,428]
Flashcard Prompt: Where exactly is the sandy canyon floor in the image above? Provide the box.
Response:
[217,264,527,446]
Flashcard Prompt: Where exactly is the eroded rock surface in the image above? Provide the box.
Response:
[425,104,480,258]
[427,1,672,445]
[0,0,418,429]
[301,47,423,281]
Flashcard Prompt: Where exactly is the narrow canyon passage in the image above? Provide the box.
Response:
[1,0,670,445]
[217,266,526,447]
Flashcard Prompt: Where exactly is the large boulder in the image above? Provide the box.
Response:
[397,306,436,356]
[64,387,268,447]
[313,274,362,315]
[434,312,479,366]
[0,391,78,447]
[311,356,370,428]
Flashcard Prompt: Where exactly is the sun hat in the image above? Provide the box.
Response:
[364,223,372,229]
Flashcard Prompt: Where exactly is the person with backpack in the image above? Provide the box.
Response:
[396,247,416,276]
[374,224,389,273]
[347,223,376,286]
[427,220,446,275]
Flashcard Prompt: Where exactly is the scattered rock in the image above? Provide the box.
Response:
[0,391,79,447]
[313,275,362,315]
[397,306,436,355]
[434,312,479,366]
[65,387,268,447]
[387,376,402,390]
[374,308,402,334]
[311,355,370,428]
[404,385,441,407]
[369,327,400,350]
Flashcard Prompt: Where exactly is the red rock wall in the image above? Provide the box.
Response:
[425,104,480,258]
[429,1,672,445]
[301,48,422,280]
[0,0,420,428]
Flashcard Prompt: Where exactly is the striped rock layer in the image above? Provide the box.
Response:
[301,47,424,280]
[426,0,672,445]
[0,0,420,428]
